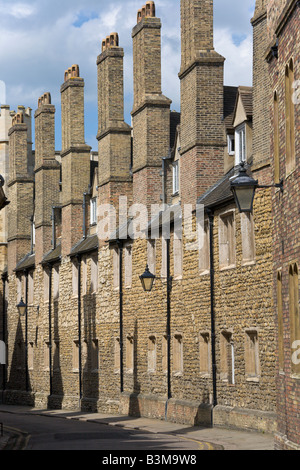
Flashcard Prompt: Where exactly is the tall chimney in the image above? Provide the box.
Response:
[97,32,133,218]
[179,0,226,207]
[60,65,91,256]
[7,111,34,274]
[131,1,172,211]
[34,93,60,264]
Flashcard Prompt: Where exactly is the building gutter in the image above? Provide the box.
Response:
[46,263,53,397]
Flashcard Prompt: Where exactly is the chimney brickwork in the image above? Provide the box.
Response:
[34,93,60,264]
[60,66,91,256]
[97,33,133,217]
[131,2,171,210]
[7,113,34,273]
[179,0,226,207]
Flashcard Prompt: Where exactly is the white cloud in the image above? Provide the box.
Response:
[0,0,255,149]
[0,1,36,18]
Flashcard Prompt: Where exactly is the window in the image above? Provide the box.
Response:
[199,219,210,273]
[53,265,59,300]
[199,332,210,376]
[124,244,132,288]
[91,339,99,371]
[148,336,156,373]
[173,160,179,195]
[44,269,49,302]
[90,198,97,225]
[220,331,234,384]
[219,211,235,269]
[113,247,119,290]
[285,59,296,174]
[28,342,34,370]
[274,91,280,184]
[245,329,260,381]
[90,256,98,293]
[174,235,183,279]
[126,335,134,373]
[72,340,79,371]
[44,342,50,371]
[289,263,300,374]
[227,134,235,155]
[72,260,78,296]
[82,256,87,295]
[53,341,60,371]
[17,275,23,303]
[114,338,120,372]
[277,270,284,371]
[28,272,34,305]
[235,124,246,164]
[173,334,183,375]
[241,213,256,264]
[147,240,156,275]
[162,335,168,374]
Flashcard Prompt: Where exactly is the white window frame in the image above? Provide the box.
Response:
[235,123,246,165]
[172,160,179,195]
[227,134,235,156]
[90,197,97,226]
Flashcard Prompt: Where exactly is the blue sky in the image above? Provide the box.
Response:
[0,0,256,150]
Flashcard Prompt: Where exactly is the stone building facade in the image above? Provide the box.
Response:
[265,0,300,451]
[0,0,298,444]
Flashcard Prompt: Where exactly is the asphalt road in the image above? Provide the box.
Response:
[0,411,207,452]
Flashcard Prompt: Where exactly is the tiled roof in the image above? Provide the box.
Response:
[42,243,61,265]
[70,234,98,257]
[14,253,35,272]
[197,168,235,209]
[238,86,253,119]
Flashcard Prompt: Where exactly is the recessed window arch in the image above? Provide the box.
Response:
[285,58,295,174]
[274,91,280,184]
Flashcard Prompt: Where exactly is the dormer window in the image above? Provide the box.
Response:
[90,198,97,226]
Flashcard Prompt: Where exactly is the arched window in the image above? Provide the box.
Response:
[277,270,284,371]
[285,59,295,174]
[274,91,280,184]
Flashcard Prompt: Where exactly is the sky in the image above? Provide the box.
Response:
[0,0,256,151]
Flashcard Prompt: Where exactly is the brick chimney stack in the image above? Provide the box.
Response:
[60,65,91,256]
[179,0,226,207]
[131,1,172,210]
[97,32,133,216]
[34,93,60,264]
[7,111,34,274]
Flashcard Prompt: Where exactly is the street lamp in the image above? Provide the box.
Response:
[17,298,27,316]
[140,265,156,292]
[231,162,283,213]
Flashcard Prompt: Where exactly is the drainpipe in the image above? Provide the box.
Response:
[166,237,172,401]
[117,240,124,394]
[47,263,53,397]
[207,208,217,410]
[76,254,82,404]
[83,193,87,240]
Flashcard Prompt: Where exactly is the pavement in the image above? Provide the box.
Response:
[0,404,275,451]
